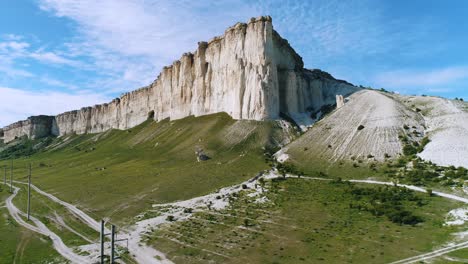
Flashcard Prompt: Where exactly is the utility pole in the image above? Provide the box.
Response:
[100,220,105,264]
[111,225,116,264]
[100,220,126,263]
[27,163,31,221]
[9,160,13,193]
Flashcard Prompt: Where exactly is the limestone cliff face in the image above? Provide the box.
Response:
[1,16,358,142]
[2,116,55,142]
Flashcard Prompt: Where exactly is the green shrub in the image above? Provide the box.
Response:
[346,184,425,226]
[403,144,417,156]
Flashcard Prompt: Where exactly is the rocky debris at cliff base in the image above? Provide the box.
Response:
[127,170,279,263]
[288,112,318,131]
[445,208,468,226]
[274,147,290,163]
[195,148,210,162]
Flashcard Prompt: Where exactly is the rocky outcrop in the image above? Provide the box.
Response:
[2,116,56,142]
[1,16,358,143]
[336,95,345,109]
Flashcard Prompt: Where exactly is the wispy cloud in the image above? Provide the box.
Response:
[253,0,431,67]
[38,0,258,93]
[0,87,109,127]
[39,76,78,90]
[29,50,83,67]
[36,0,442,94]
[0,36,84,79]
[374,66,468,87]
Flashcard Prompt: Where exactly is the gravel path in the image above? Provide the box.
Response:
[2,183,88,263]
[13,180,172,264]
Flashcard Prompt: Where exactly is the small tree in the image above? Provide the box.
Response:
[259,178,265,192]
[426,188,433,197]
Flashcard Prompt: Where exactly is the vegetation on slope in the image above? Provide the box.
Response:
[0,136,56,160]
[0,113,292,224]
[0,186,64,263]
[13,183,99,248]
[147,178,464,264]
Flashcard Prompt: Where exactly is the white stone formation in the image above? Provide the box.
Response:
[336,95,345,109]
[1,16,358,143]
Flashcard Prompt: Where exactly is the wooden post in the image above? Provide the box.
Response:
[100,220,105,264]
[111,225,116,263]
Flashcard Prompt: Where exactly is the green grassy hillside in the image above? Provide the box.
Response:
[0,113,292,224]
[1,111,467,263]
[147,177,466,264]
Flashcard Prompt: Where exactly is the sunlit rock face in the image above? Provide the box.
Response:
[2,116,55,142]
[336,95,345,109]
[1,16,358,142]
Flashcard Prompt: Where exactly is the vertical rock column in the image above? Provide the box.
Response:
[336,95,345,109]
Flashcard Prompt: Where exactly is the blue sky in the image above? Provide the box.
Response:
[1,0,467,126]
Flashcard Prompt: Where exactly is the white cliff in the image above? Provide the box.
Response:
[2,16,358,143]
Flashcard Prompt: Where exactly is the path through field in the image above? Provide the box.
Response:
[3,173,468,263]
[2,183,88,263]
[12,180,173,264]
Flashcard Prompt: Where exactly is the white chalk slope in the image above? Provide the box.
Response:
[409,97,468,168]
[403,96,468,168]
[286,90,425,162]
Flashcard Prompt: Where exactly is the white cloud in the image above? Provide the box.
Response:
[0,64,34,78]
[374,66,468,87]
[0,41,30,52]
[39,0,256,58]
[39,76,78,90]
[0,87,109,127]
[0,36,85,79]
[29,51,82,67]
[1,34,24,41]
[36,0,433,95]
[38,0,258,93]
[254,0,421,66]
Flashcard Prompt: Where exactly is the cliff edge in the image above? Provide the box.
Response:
[1,16,358,143]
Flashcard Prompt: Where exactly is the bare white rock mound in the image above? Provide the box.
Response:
[403,96,468,168]
[285,90,425,162]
